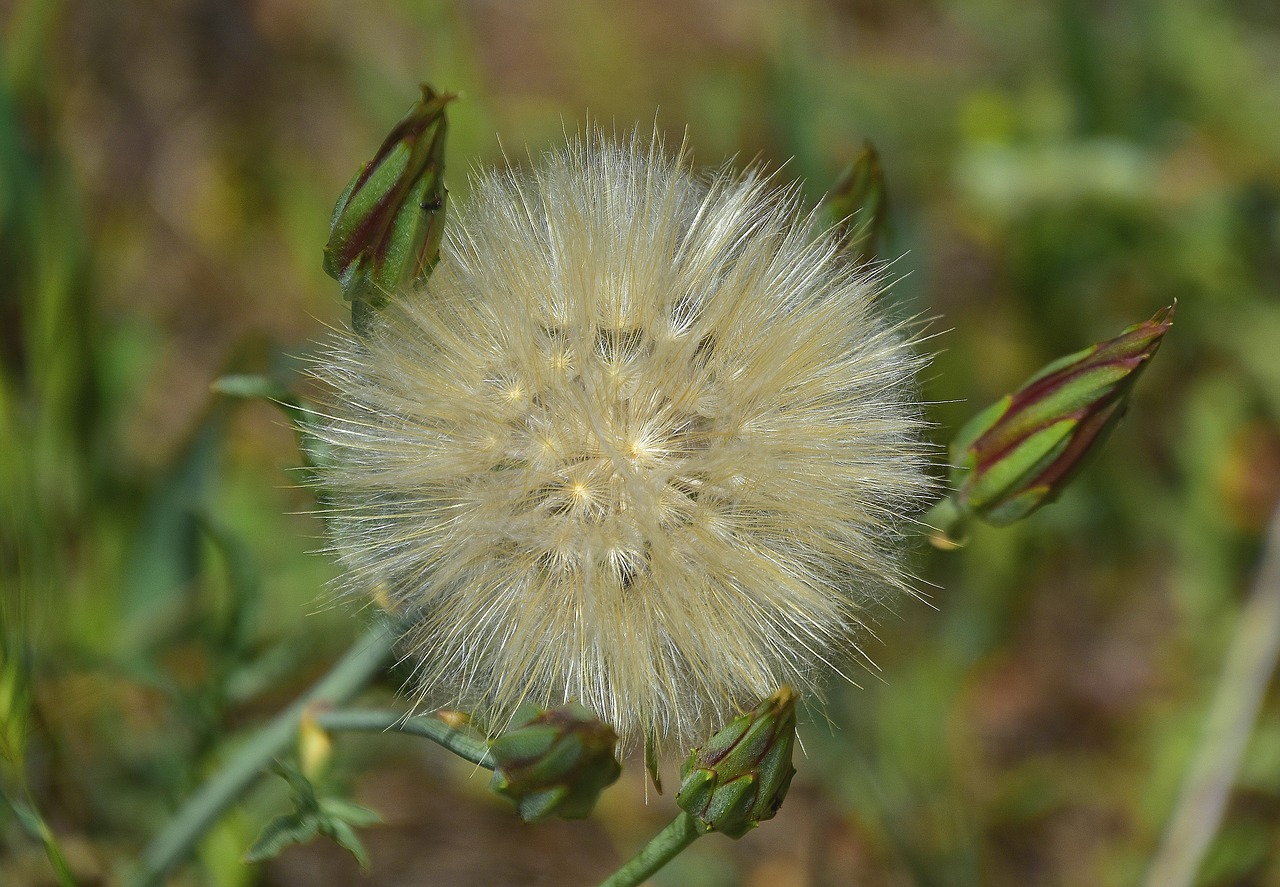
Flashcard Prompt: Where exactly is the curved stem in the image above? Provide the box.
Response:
[1143,503,1280,887]
[315,708,493,768]
[597,812,702,887]
[134,618,400,887]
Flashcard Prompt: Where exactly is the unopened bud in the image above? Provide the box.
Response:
[676,687,798,839]
[936,304,1174,540]
[323,84,454,333]
[489,703,621,822]
[824,141,888,266]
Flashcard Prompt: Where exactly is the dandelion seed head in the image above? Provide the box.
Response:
[315,132,932,751]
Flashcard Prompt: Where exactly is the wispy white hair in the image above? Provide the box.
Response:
[314,131,931,751]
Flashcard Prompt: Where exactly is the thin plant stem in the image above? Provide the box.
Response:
[922,496,967,549]
[133,617,400,887]
[4,792,78,887]
[1143,503,1280,887]
[315,708,494,768]
[597,812,702,887]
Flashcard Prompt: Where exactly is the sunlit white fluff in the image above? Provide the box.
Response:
[314,133,931,751]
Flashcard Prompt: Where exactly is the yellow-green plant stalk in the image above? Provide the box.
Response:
[313,131,931,752]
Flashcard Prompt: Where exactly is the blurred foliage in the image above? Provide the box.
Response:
[2,0,1279,885]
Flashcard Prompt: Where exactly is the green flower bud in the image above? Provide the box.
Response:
[323,84,454,333]
[941,304,1174,534]
[488,703,622,822]
[823,141,888,266]
[676,686,798,839]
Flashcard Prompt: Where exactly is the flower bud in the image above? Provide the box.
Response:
[942,304,1174,533]
[823,141,888,266]
[488,703,622,822]
[676,686,798,839]
[323,84,453,333]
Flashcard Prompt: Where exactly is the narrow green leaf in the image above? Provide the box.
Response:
[121,402,228,641]
[243,812,319,863]
[211,374,333,473]
[645,730,663,794]
[195,514,262,660]
[318,797,382,828]
[271,759,318,809]
[322,818,371,871]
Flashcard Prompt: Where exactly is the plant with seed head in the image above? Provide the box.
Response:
[314,132,931,752]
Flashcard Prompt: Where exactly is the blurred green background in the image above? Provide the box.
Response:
[3,0,1280,884]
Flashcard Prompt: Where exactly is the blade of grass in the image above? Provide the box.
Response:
[1143,503,1280,887]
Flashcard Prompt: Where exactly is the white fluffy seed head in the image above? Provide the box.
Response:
[314,132,932,752]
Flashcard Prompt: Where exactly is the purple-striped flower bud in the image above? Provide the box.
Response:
[488,703,621,822]
[323,84,453,333]
[676,687,798,839]
[939,304,1174,536]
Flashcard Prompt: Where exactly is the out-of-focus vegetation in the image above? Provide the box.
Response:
[3,1,1279,884]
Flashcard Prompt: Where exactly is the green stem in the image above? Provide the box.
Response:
[922,495,968,549]
[597,812,702,887]
[1142,504,1280,887]
[5,793,78,887]
[133,618,400,887]
[315,709,494,769]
